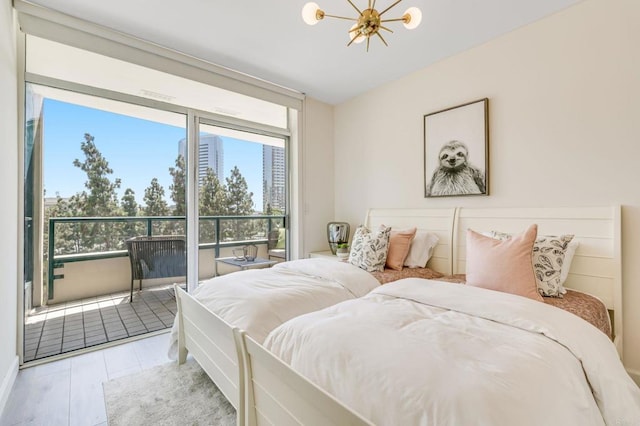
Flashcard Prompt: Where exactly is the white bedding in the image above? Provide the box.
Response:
[265,278,640,426]
[168,258,379,359]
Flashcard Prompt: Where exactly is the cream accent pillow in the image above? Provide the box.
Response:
[385,228,417,271]
[404,231,440,268]
[466,224,543,302]
[348,225,391,272]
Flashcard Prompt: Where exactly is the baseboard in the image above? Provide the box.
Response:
[0,356,19,417]
[627,368,640,387]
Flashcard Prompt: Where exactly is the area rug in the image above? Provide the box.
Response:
[103,359,235,426]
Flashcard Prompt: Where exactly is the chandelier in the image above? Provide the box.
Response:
[301,0,422,52]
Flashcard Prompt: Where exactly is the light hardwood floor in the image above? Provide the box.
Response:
[1,331,173,426]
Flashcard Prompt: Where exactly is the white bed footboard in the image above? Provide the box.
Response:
[174,285,244,425]
[237,330,373,426]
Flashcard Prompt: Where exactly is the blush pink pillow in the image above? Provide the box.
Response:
[385,227,417,271]
[466,224,543,302]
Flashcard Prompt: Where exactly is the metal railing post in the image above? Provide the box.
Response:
[47,218,55,300]
[215,217,221,258]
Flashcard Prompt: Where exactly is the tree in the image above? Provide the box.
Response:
[225,166,254,240]
[120,188,141,237]
[199,168,227,242]
[169,154,186,216]
[72,133,121,217]
[225,166,254,216]
[200,168,227,216]
[71,133,122,251]
[120,188,138,216]
[143,178,170,217]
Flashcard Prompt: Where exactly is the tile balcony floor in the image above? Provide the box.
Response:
[24,284,182,362]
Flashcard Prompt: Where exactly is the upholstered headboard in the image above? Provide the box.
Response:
[453,206,622,355]
[364,208,456,275]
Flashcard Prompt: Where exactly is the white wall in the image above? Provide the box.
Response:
[334,0,640,376]
[0,0,19,415]
[302,97,335,255]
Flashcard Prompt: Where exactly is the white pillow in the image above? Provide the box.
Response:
[348,225,391,272]
[404,230,439,268]
[559,239,579,284]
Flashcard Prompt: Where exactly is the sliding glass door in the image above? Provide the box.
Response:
[21,33,293,363]
[194,122,288,280]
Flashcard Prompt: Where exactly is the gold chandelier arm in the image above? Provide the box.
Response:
[366,36,371,52]
[346,0,363,15]
[380,17,407,23]
[323,14,358,21]
[376,32,389,47]
[378,0,403,17]
[379,25,394,33]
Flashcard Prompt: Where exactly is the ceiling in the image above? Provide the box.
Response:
[27,0,582,105]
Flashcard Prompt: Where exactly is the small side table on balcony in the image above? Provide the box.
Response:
[215,257,278,276]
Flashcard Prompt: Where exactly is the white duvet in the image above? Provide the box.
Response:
[265,278,640,426]
[168,258,379,359]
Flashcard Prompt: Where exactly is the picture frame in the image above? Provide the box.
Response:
[424,98,489,198]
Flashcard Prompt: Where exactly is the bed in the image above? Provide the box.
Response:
[242,206,639,425]
[172,259,378,422]
[264,278,639,425]
[171,208,456,425]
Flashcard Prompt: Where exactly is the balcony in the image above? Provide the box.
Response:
[25,214,285,362]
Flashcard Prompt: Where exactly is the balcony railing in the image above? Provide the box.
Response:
[47,215,285,300]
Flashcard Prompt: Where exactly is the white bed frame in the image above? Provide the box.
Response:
[175,205,622,426]
[236,205,622,426]
[237,330,373,426]
[174,285,245,425]
[172,208,457,425]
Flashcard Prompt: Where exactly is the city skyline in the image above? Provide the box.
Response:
[43,98,268,211]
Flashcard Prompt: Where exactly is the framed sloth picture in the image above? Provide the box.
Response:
[424,98,489,197]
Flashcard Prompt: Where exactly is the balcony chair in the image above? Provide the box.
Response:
[267,229,286,262]
[125,235,187,302]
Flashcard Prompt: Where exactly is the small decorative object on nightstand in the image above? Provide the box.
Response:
[336,243,350,260]
[243,244,258,262]
[327,222,350,255]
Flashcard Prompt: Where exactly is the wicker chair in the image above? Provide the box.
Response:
[125,236,187,302]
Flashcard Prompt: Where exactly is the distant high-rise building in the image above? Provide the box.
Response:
[263,145,285,213]
[179,135,224,182]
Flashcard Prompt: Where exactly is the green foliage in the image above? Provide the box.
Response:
[226,166,254,215]
[45,134,275,258]
[225,166,255,241]
[169,154,186,216]
[120,188,143,237]
[120,188,138,216]
[143,178,170,217]
[72,133,121,217]
[198,168,226,243]
[199,168,227,216]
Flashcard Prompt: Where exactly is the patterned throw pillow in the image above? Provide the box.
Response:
[348,225,391,272]
[489,231,576,297]
[532,235,576,297]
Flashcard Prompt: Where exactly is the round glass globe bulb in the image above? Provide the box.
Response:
[403,7,422,30]
[302,2,321,25]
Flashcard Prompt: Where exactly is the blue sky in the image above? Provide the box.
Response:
[43,99,264,210]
